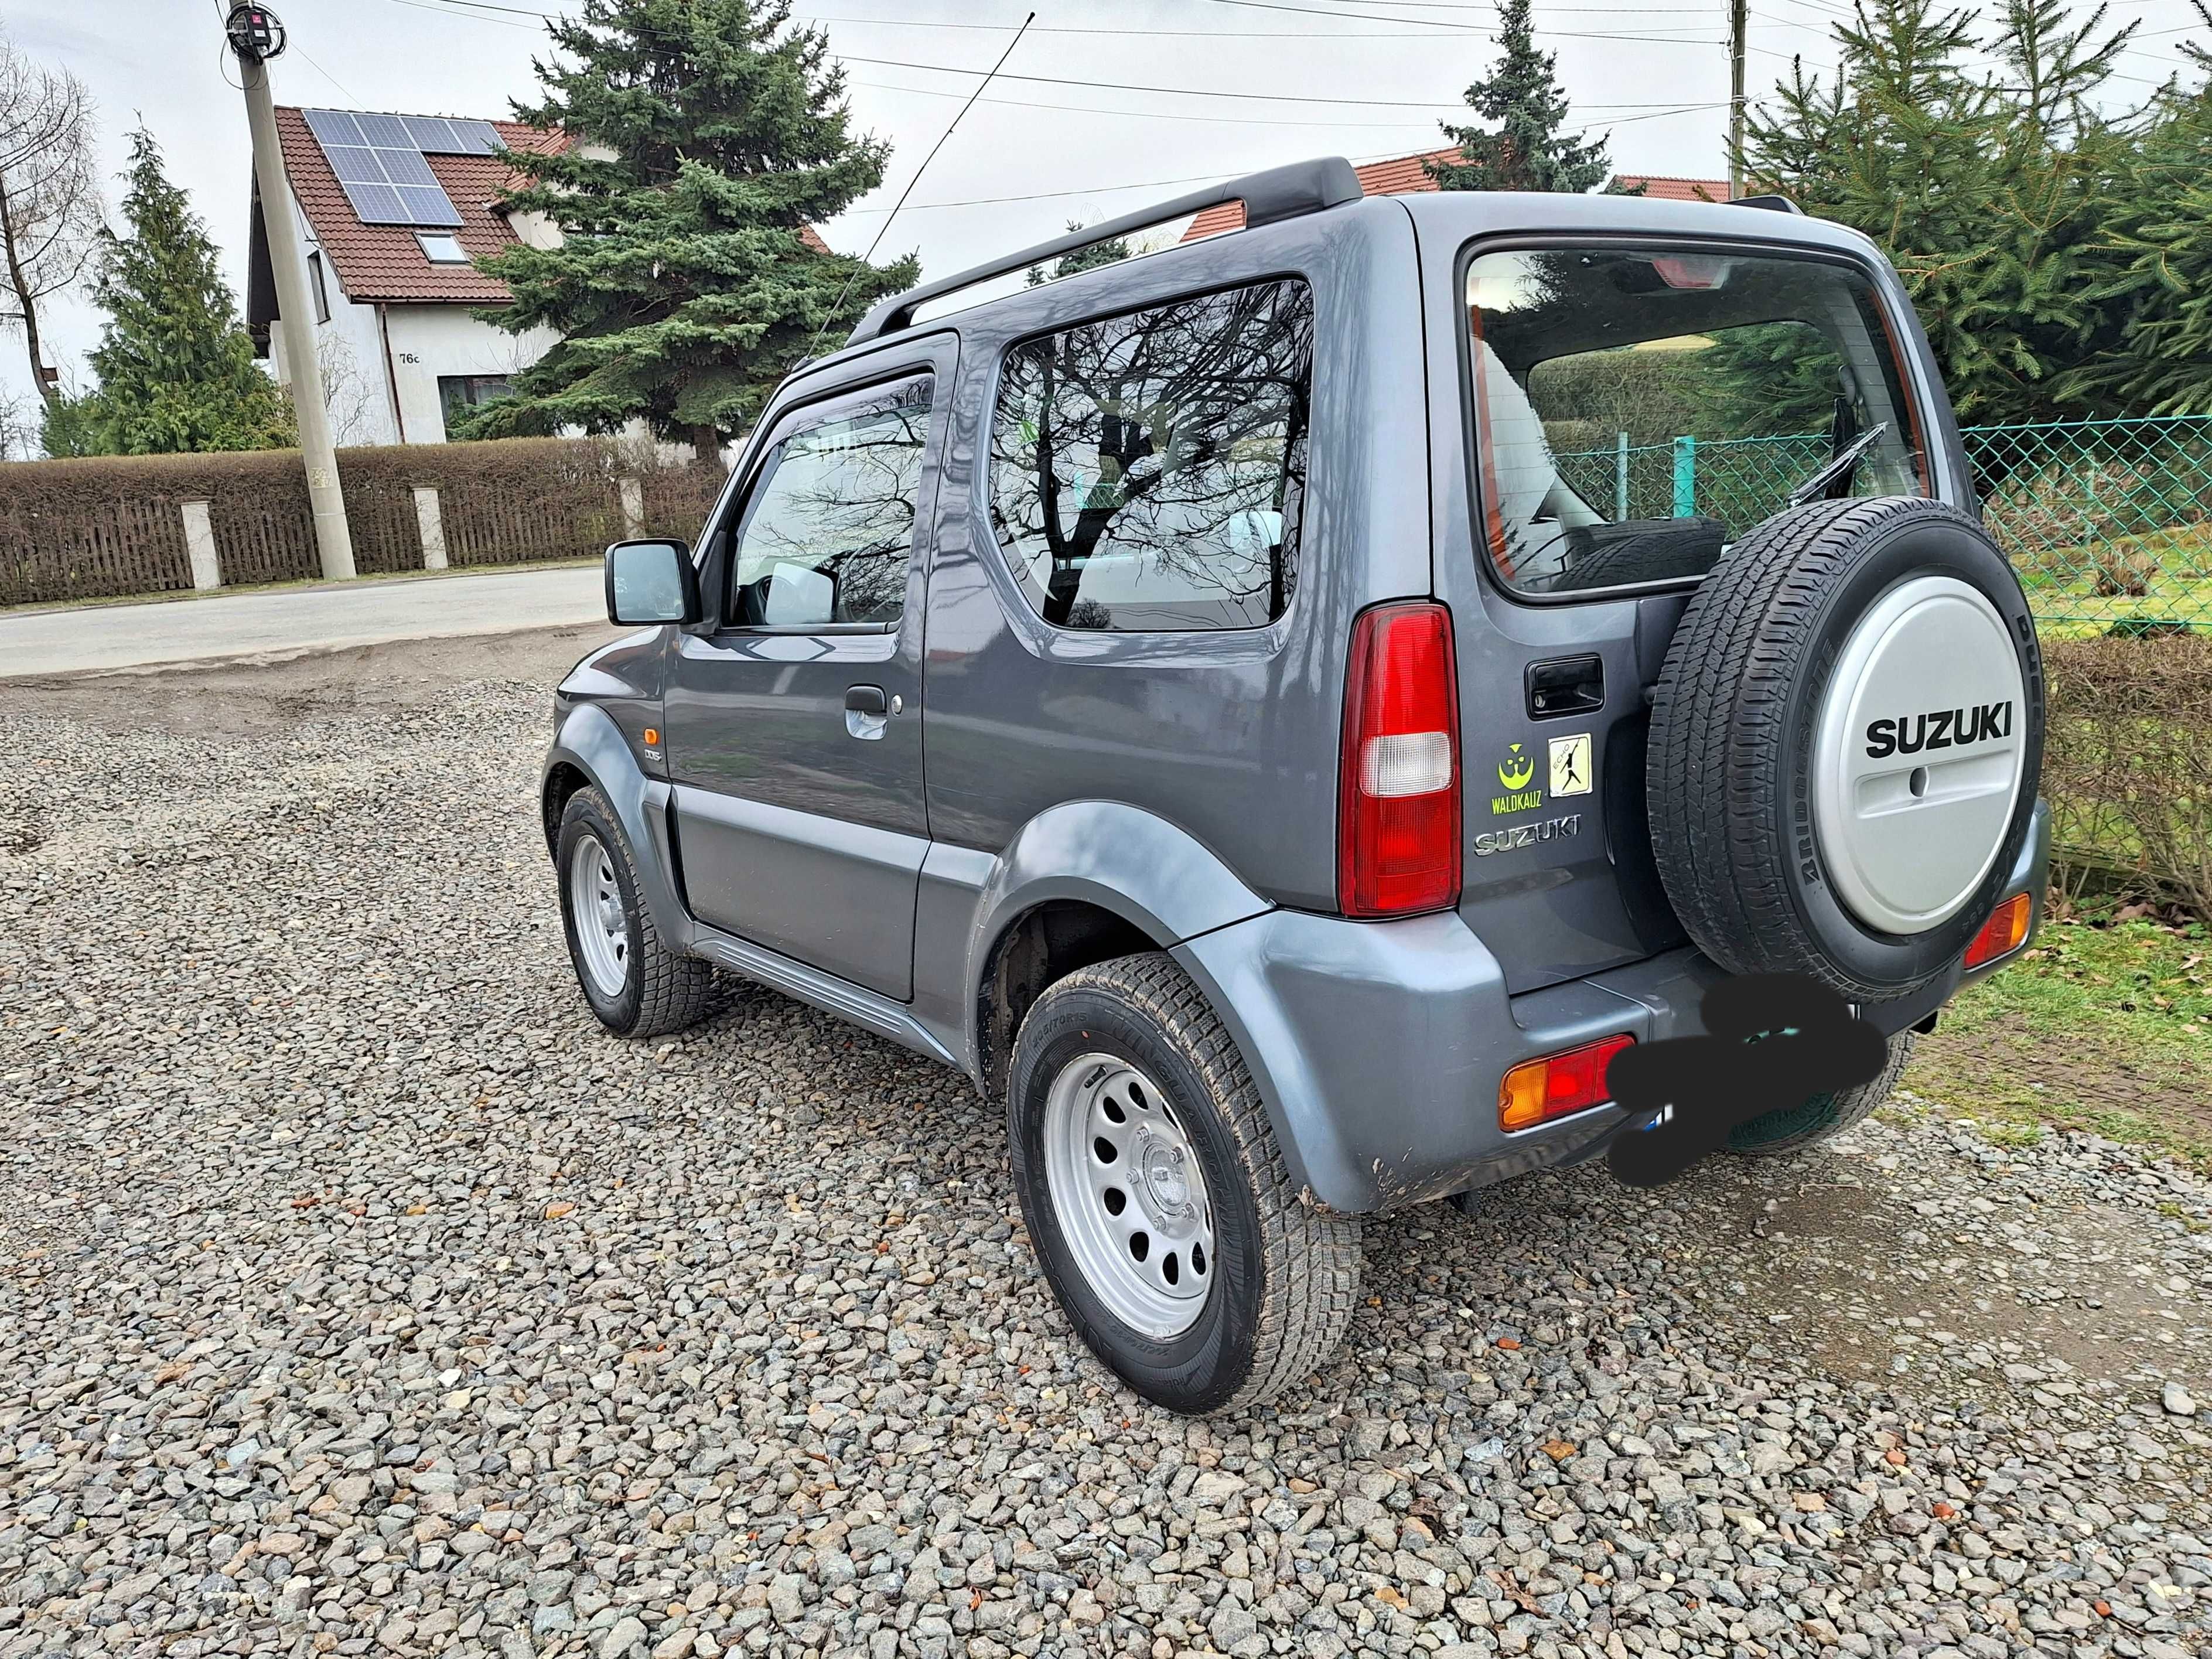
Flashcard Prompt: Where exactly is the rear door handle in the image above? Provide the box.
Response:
[844,683,889,741]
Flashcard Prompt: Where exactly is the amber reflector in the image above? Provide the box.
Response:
[1499,1033,1636,1133]
[1964,892,2032,970]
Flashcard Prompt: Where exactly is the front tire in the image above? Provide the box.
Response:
[1008,953,1361,1415]
[556,786,714,1039]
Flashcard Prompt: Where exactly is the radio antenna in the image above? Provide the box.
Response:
[809,12,1035,358]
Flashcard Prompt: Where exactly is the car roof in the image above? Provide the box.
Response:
[792,171,1887,388]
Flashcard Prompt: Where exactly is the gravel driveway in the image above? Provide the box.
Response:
[4,630,2210,1659]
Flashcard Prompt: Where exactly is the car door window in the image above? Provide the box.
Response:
[726,374,934,629]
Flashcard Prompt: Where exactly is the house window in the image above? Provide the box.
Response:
[416,232,469,264]
[306,250,330,324]
[438,374,513,430]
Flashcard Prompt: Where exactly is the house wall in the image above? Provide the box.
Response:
[381,307,559,443]
[265,185,556,446]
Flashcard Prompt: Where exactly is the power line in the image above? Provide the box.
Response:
[849,74,1446,129]
[813,11,1035,353]
[835,52,1744,107]
[383,0,539,26]
[795,5,1732,27]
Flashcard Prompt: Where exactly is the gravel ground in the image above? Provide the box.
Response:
[4,630,2211,1659]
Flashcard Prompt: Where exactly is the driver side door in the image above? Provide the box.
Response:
[661,355,947,1000]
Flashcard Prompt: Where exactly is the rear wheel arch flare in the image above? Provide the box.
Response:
[978,900,1160,1099]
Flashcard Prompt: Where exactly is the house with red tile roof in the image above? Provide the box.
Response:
[1179,149,1733,241]
[1611,175,1735,203]
[245,107,573,445]
[1180,146,1471,240]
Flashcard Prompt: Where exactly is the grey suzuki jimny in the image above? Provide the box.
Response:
[542,159,2049,1414]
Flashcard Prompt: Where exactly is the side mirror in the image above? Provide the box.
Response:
[605,539,699,627]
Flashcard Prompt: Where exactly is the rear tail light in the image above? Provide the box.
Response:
[1500,1033,1637,1132]
[1963,892,2032,969]
[1339,602,1462,917]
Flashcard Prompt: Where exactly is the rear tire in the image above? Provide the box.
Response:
[1728,1029,1915,1155]
[1008,953,1361,1414]
[557,786,714,1039]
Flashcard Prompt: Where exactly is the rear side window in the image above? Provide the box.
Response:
[1465,248,1927,596]
[727,375,933,629]
[988,278,1314,632]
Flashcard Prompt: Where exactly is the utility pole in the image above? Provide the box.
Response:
[1727,0,1748,199]
[226,4,354,582]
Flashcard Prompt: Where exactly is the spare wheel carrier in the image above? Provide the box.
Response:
[1647,496,2044,1003]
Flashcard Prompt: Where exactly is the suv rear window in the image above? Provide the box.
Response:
[988,278,1314,632]
[1465,247,1927,596]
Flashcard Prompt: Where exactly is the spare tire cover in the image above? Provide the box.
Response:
[1647,496,2044,1001]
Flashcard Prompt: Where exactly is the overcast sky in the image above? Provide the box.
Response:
[4,0,2204,415]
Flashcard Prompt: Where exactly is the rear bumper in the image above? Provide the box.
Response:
[1176,798,2051,1214]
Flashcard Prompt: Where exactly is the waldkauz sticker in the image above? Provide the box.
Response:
[1493,742,1542,816]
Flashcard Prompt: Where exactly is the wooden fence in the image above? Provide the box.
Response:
[0,438,730,607]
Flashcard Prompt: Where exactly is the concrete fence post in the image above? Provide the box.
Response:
[413,485,449,571]
[179,499,222,592]
[1614,432,1630,522]
[619,476,646,542]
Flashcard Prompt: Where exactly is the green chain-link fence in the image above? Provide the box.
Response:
[1967,416,2212,633]
[1556,414,2212,634]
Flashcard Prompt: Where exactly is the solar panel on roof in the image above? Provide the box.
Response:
[354,112,415,148]
[302,107,466,228]
[341,182,407,224]
[403,116,462,152]
[453,120,506,154]
[323,146,382,183]
[304,108,364,146]
[379,148,441,187]
[395,186,464,227]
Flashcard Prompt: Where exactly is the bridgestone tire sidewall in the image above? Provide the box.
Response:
[1659,500,2044,999]
[1008,982,1265,1415]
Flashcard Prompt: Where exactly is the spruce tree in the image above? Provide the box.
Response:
[463,0,917,458]
[1424,0,1610,194]
[1027,221,1131,287]
[2063,5,2212,413]
[45,127,291,456]
[1740,0,2136,425]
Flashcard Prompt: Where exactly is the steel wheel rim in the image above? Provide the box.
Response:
[568,834,630,998]
[1042,1052,1216,1339]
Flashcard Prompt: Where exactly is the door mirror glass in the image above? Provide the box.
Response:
[605,539,698,626]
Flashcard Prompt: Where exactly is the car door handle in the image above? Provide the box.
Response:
[844,684,889,741]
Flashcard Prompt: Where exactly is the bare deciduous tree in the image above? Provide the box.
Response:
[0,34,103,411]
[317,333,378,448]
[0,383,39,459]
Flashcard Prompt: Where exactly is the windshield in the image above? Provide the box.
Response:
[1464,246,1928,595]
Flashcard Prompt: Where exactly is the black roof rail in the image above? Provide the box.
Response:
[846,155,1364,346]
[1732,193,1804,214]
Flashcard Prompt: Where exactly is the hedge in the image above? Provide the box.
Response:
[2042,636,2212,918]
[0,437,731,606]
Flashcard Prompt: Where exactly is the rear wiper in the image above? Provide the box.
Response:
[1786,421,1889,508]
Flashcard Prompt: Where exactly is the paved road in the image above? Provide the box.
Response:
[0,562,606,678]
